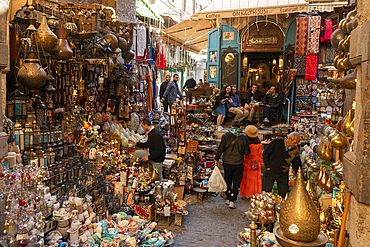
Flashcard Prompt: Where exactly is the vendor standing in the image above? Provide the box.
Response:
[129,118,166,181]
[160,74,183,108]
[159,75,171,112]
[262,132,302,197]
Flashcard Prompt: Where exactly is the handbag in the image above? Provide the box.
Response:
[251,161,259,170]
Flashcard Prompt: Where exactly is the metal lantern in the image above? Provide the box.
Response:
[24,122,34,150]
[14,122,25,152]
[28,149,39,167]
[46,147,55,166]
[32,121,41,148]
[36,148,47,168]
[33,96,47,127]
[41,124,50,148]
[6,86,27,123]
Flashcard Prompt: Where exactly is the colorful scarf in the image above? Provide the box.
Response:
[307,16,321,54]
[295,17,309,55]
[305,55,318,80]
[294,55,306,76]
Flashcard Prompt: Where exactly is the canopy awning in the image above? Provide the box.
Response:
[306,1,348,12]
[198,0,308,19]
[136,0,164,23]
[161,19,215,54]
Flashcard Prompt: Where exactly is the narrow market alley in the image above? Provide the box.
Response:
[157,194,251,246]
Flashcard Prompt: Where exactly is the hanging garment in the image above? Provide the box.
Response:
[151,67,157,100]
[326,43,332,64]
[319,45,327,64]
[320,19,333,43]
[159,44,167,69]
[146,67,153,111]
[305,55,318,80]
[295,17,309,55]
[294,55,306,76]
[136,26,147,58]
[307,16,321,54]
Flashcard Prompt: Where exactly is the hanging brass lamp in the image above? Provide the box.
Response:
[279,168,321,242]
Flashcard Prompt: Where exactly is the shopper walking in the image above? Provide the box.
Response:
[159,75,171,112]
[212,85,232,131]
[129,118,166,181]
[239,125,263,198]
[215,121,251,209]
[262,132,301,197]
[227,86,250,123]
[161,74,183,108]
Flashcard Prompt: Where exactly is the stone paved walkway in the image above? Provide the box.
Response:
[157,194,251,247]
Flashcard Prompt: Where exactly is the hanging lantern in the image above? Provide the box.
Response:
[33,96,47,127]
[36,148,47,168]
[24,122,34,150]
[41,124,50,149]
[6,84,27,123]
[46,146,55,166]
[32,121,41,148]
[29,149,39,167]
[14,122,25,152]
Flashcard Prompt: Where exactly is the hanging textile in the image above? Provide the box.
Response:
[136,26,147,58]
[320,19,333,43]
[326,43,332,65]
[151,66,157,100]
[159,43,167,69]
[305,55,318,80]
[319,45,326,64]
[294,55,306,76]
[295,17,309,55]
[307,16,321,55]
[146,67,153,111]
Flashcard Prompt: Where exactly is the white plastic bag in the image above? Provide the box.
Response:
[207,166,227,193]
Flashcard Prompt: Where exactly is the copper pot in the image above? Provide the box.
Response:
[17,58,47,89]
[331,29,346,50]
[125,50,135,61]
[338,39,349,52]
[53,28,73,60]
[334,54,342,68]
[340,70,356,89]
[348,119,355,137]
[346,9,357,22]
[328,129,339,141]
[103,33,118,50]
[118,37,128,53]
[37,14,57,53]
[336,58,349,71]
[342,109,354,134]
[347,16,358,33]
[317,142,332,161]
[331,132,347,148]
[339,18,348,33]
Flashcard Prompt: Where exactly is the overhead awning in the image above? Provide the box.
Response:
[136,0,164,23]
[161,19,215,54]
[198,0,308,19]
[306,1,348,12]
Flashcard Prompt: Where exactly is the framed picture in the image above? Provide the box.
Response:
[210,51,217,63]
[223,32,234,41]
[171,108,177,115]
[210,66,217,78]
[179,130,186,142]
[106,98,117,113]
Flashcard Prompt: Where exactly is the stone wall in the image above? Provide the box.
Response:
[343,0,370,246]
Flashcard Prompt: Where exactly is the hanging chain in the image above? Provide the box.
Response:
[256,0,259,32]
[266,0,269,26]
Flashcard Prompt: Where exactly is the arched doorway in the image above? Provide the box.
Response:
[240,21,285,91]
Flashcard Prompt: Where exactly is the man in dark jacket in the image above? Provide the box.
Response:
[215,122,250,209]
[161,74,183,108]
[263,86,281,124]
[129,118,166,181]
[246,84,263,104]
[183,77,196,89]
[159,75,171,112]
[262,132,302,197]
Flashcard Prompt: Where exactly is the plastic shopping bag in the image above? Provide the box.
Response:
[207,166,227,193]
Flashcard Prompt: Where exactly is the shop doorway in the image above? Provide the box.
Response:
[240,21,285,92]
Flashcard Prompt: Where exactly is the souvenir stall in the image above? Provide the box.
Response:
[1,2,178,246]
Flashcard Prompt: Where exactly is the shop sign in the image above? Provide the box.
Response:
[221,47,239,89]
[203,5,306,19]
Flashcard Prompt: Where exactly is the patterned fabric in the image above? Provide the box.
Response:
[295,17,309,55]
[136,25,147,58]
[305,55,318,80]
[294,55,306,76]
[307,16,321,54]
[320,19,333,43]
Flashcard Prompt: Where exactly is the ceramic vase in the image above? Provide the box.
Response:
[53,28,73,60]
[37,14,58,53]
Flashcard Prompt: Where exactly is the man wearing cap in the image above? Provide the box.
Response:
[215,121,250,209]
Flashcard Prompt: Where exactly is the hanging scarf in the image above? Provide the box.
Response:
[305,55,318,80]
[307,16,321,54]
[294,55,306,76]
[295,17,309,55]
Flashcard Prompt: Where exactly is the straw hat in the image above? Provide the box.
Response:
[245,125,258,138]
